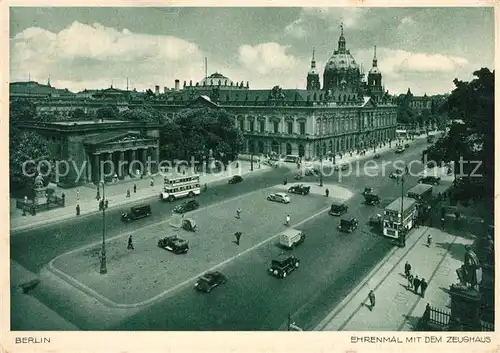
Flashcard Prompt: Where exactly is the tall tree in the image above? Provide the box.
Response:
[95,105,119,120]
[159,108,243,170]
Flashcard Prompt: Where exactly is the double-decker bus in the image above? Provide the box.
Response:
[160,174,201,202]
[383,197,418,239]
[406,183,433,203]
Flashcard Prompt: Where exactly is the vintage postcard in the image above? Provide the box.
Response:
[2,1,497,352]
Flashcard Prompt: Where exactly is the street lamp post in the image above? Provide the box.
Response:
[399,175,406,248]
[250,141,254,172]
[100,181,107,274]
[319,153,323,187]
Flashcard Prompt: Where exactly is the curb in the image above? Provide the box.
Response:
[46,203,336,309]
[314,226,429,331]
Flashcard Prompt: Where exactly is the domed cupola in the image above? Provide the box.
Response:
[306,48,321,90]
[368,45,382,76]
[323,23,361,93]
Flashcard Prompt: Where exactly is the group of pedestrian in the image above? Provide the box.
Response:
[404,261,429,297]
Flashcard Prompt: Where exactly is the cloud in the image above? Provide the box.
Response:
[238,42,299,75]
[284,18,307,39]
[285,7,367,38]
[400,16,415,26]
[10,21,206,92]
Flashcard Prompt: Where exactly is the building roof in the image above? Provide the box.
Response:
[51,120,127,126]
[83,130,139,145]
[407,183,433,195]
[10,81,74,96]
[385,197,417,213]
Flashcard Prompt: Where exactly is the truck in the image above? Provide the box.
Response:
[407,183,433,203]
[279,228,306,249]
[383,197,418,239]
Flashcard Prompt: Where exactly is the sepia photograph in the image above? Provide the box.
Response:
[5,2,496,344]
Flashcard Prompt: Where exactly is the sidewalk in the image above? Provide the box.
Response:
[10,160,269,233]
[307,130,437,168]
[316,225,473,331]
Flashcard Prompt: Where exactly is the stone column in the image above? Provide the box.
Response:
[131,149,138,176]
[119,150,125,178]
[141,148,148,175]
[93,154,100,184]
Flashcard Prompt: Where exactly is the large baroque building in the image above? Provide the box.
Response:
[11,25,398,163]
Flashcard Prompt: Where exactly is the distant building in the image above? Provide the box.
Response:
[10,23,398,159]
[16,120,161,186]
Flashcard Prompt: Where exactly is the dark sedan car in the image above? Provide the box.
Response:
[229,175,243,184]
[157,235,189,254]
[194,271,227,293]
[419,176,441,185]
[288,184,311,195]
[173,199,199,213]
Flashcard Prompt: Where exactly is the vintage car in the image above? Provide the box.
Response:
[364,193,381,205]
[268,254,300,278]
[362,187,373,196]
[419,176,441,185]
[304,168,321,176]
[395,146,405,154]
[228,175,243,184]
[267,192,290,204]
[328,202,348,216]
[121,204,152,222]
[369,214,383,227]
[194,271,227,293]
[334,164,350,171]
[182,218,197,232]
[157,235,189,254]
[287,184,311,195]
[389,169,404,179]
[338,218,359,233]
[373,153,381,160]
[174,200,200,213]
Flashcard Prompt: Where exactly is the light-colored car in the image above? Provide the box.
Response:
[267,192,290,204]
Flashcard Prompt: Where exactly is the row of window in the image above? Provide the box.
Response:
[164,176,200,186]
[239,120,307,135]
[164,183,200,193]
[238,113,397,135]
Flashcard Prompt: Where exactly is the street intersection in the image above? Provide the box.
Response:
[11,137,440,330]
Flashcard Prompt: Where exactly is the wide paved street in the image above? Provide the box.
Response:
[11,139,431,330]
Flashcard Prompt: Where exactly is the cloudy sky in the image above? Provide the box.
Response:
[9,6,494,95]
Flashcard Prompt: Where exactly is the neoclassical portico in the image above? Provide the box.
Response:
[83,131,160,184]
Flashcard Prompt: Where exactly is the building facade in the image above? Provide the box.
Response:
[17,120,161,186]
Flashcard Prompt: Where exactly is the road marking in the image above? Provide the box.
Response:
[47,193,339,308]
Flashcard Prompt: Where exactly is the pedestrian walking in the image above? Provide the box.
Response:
[234,231,242,245]
[236,208,242,219]
[368,290,376,311]
[441,216,445,229]
[404,261,411,278]
[413,275,421,294]
[76,204,80,216]
[76,189,80,200]
[96,189,101,201]
[283,177,288,185]
[325,188,329,197]
[99,199,104,211]
[127,236,134,250]
[427,234,432,247]
[285,214,291,226]
[420,278,428,298]
[150,178,154,187]
[407,273,414,290]
[133,184,137,193]
[104,199,109,209]
[126,189,131,198]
